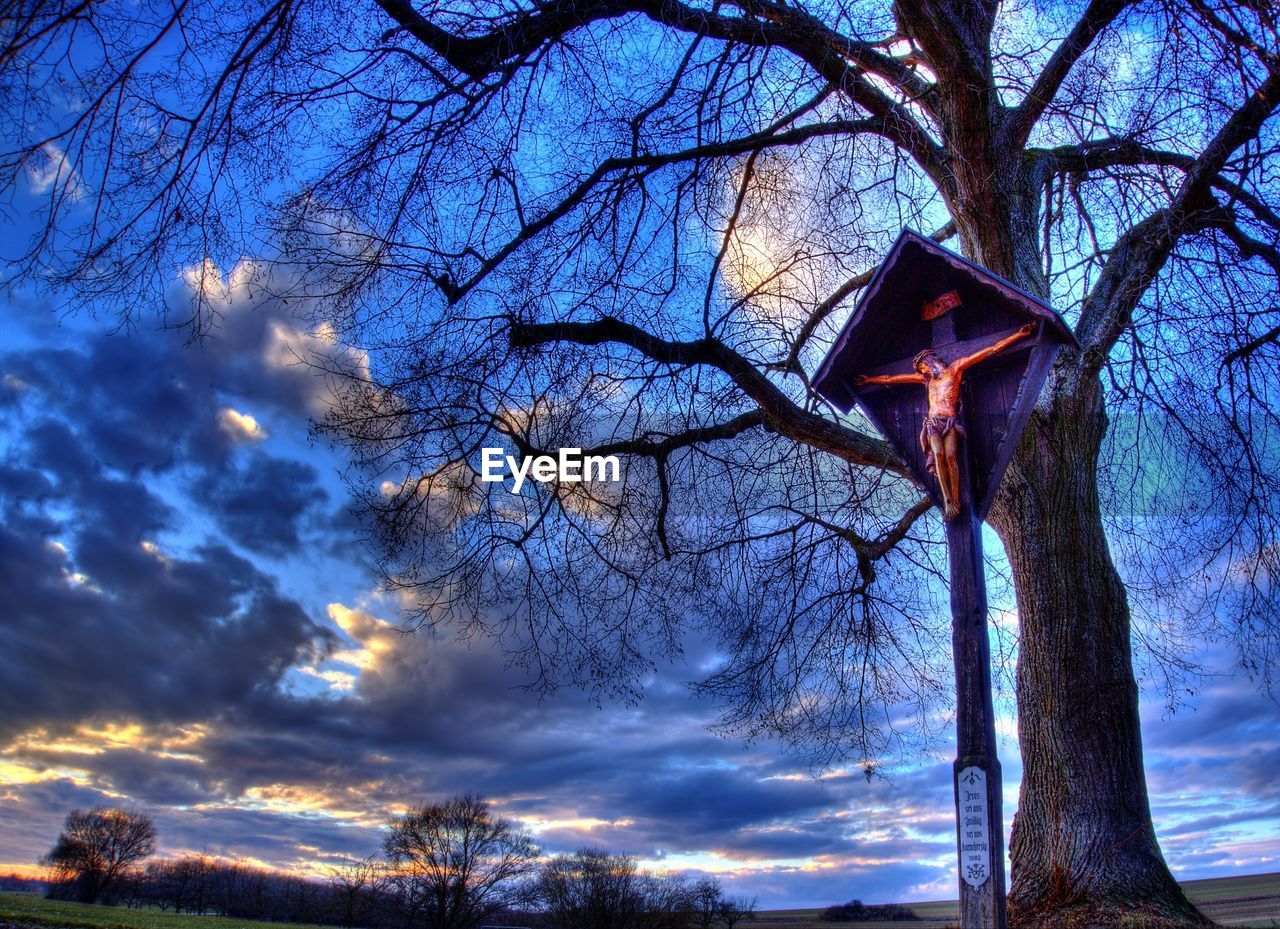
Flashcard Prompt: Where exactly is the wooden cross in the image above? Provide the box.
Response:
[813,230,1080,929]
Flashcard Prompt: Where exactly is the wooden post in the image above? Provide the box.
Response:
[928,302,1006,929]
[946,466,1007,929]
[810,231,1078,929]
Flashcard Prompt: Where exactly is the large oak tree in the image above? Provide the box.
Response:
[4,1,1278,925]
[42,807,157,904]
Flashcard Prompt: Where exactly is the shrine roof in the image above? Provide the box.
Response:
[812,228,1079,412]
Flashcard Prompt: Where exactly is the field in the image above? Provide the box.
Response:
[0,895,338,929]
[2,873,1277,929]
[750,872,1280,929]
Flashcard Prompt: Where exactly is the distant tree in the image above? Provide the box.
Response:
[686,877,756,929]
[691,878,726,929]
[0,872,50,894]
[718,895,757,929]
[329,856,389,928]
[821,899,918,922]
[137,854,341,923]
[537,848,645,929]
[41,807,156,904]
[636,872,696,929]
[536,849,698,929]
[384,794,539,929]
[142,856,208,913]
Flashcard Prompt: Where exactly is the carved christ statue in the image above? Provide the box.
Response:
[854,321,1038,520]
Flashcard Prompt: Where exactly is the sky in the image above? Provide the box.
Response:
[1,248,1277,909]
[0,2,1278,905]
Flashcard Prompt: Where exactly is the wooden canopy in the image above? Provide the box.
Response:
[812,228,1080,519]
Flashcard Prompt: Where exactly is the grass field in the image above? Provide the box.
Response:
[2,873,1277,929]
[0,894,339,929]
[749,872,1280,929]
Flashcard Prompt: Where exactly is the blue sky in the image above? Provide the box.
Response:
[1,0,1278,907]
[1,248,1277,908]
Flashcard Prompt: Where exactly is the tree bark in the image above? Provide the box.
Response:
[987,369,1209,928]
[945,140,1210,923]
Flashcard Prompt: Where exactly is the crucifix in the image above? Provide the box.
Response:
[853,320,1037,519]
[812,230,1079,929]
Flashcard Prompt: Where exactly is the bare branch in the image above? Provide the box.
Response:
[508,316,908,474]
[1043,137,1280,234]
[375,0,948,180]
[439,116,889,304]
[1076,66,1280,365]
[1003,0,1133,148]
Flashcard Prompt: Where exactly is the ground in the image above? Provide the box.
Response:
[0,894,338,929]
[749,872,1280,929]
[1,873,1277,929]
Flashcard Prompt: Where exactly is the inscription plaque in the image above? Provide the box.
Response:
[922,289,962,320]
[957,766,990,887]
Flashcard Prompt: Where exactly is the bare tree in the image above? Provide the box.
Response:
[636,871,697,929]
[718,896,756,929]
[42,806,157,904]
[384,794,539,929]
[691,878,726,929]
[535,848,694,929]
[4,1,1279,925]
[537,849,646,929]
[329,855,390,928]
[689,877,754,929]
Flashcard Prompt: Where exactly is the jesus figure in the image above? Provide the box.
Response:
[853,321,1038,520]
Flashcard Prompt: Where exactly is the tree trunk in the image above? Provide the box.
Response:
[986,369,1210,928]
[941,139,1212,924]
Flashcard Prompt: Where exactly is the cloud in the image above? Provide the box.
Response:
[1,266,1278,907]
[219,408,268,443]
[193,451,327,557]
[0,505,333,741]
[0,260,359,475]
[24,143,85,202]
[0,294,339,744]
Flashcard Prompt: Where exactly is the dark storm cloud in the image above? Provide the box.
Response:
[0,505,333,740]
[0,367,334,741]
[140,617,956,868]
[194,451,328,556]
[6,280,347,563]
[152,804,385,865]
[6,580,901,867]
[0,267,354,739]
[6,744,217,810]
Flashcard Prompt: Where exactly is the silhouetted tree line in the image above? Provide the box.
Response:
[820,900,918,922]
[531,849,756,929]
[0,872,50,894]
[116,855,354,922]
[52,849,755,929]
[39,798,758,929]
